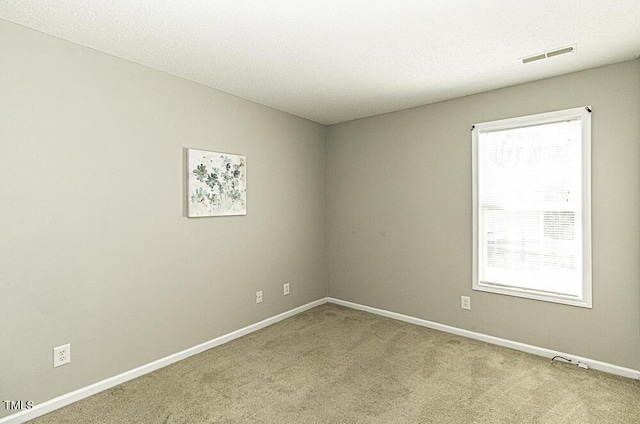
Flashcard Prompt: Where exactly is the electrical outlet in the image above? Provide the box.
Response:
[53,344,71,368]
[256,290,263,304]
[283,282,290,296]
[461,296,471,310]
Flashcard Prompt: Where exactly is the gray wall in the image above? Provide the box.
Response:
[327,60,640,370]
[0,20,327,415]
[2,16,639,419]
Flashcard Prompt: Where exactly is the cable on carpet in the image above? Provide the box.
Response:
[551,355,589,369]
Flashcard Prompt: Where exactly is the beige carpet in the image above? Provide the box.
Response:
[29,303,640,423]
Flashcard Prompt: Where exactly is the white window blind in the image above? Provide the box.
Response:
[472,107,592,307]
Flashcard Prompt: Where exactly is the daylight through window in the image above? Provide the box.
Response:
[472,107,592,307]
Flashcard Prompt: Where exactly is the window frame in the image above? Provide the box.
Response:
[472,106,592,308]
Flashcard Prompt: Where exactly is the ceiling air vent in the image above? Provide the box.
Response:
[522,44,576,64]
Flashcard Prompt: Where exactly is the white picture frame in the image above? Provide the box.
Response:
[187,149,246,217]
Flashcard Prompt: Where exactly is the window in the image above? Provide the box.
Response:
[472,106,592,307]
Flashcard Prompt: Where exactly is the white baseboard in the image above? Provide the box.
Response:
[328,297,640,381]
[0,298,328,424]
[5,296,638,423]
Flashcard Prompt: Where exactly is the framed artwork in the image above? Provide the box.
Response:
[187,148,246,217]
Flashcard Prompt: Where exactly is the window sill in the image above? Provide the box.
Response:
[473,282,592,308]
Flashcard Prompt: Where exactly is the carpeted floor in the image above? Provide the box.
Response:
[29,303,640,423]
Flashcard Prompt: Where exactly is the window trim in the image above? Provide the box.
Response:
[472,106,592,308]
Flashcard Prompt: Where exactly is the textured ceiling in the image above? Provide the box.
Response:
[1,1,639,125]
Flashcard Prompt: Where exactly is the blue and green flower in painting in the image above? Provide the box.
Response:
[229,189,243,202]
[193,164,208,182]
[191,187,208,204]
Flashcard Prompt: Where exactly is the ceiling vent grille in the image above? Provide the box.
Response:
[522,45,576,64]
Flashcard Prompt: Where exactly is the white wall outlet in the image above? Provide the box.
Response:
[461,296,471,310]
[283,282,290,296]
[53,343,71,367]
[256,290,263,304]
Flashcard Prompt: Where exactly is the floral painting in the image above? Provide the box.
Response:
[187,149,246,217]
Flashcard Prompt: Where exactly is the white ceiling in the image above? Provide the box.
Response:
[1,1,639,125]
